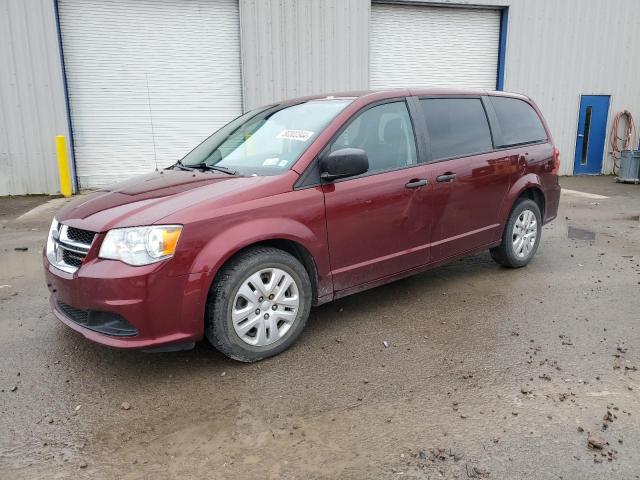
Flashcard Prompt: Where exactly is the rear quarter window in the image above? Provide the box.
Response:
[490,97,547,147]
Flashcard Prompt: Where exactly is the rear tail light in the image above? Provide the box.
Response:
[552,147,560,174]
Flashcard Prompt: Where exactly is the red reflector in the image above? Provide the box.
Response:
[552,147,560,174]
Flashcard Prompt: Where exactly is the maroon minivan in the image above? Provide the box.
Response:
[44,89,560,361]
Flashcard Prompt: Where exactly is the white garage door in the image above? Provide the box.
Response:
[370,3,501,90]
[58,0,242,189]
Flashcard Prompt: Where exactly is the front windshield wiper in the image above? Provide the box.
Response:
[171,159,195,171]
[171,160,238,175]
[189,163,239,175]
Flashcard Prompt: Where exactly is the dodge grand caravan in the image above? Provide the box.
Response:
[44,89,560,362]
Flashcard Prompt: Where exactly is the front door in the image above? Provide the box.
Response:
[322,100,432,292]
[573,95,610,175]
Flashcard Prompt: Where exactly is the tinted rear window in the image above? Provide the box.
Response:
[420,98,493,160]
[490,97,547,147]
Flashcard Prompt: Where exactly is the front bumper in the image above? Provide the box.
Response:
[44,253,208,350]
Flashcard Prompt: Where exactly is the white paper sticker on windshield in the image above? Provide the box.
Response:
[262,157,280,166]
[278,159,288,167]
[277,129,314,142]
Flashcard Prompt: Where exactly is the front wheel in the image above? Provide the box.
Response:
[490,198,542,268]
[206,247,312,362]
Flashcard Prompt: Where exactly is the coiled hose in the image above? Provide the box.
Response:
[610,110,637,174]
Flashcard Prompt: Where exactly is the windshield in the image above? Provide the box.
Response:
[180,99,352,175]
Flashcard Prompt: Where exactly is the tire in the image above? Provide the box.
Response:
[490,198,542,268]
[206,246,312,362]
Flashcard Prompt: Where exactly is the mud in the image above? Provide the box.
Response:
[1,176,639,479]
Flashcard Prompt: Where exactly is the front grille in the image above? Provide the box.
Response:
[48,224,96,273]
[62,249,84,268]
[56,301,139,337]
[66,227,95,246]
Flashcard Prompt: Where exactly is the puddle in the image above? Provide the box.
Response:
[567,226,596,241]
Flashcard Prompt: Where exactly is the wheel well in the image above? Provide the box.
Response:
[518,187,545,219]
[228,239,319,304]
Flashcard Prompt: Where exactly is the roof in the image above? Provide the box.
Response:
[278,88,530,106]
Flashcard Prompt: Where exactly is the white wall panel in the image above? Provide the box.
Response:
[240,0,370,111]
[4,0,640,192]
[371,0,640,175]
[502,0,640,175]
[58,0,242,189]
[0,0,70,195]
[370,3,500,90]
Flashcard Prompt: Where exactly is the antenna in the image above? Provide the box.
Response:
[145,73,159,171]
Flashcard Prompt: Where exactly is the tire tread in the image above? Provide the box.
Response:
[205,246,311,362]
[490,198,542,268]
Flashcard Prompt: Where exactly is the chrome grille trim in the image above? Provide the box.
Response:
[48,223,96,274]
[53,238,89,254]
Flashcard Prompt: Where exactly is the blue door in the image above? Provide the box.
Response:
[573,95,610,175]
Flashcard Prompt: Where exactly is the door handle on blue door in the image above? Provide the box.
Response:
[436,173,456,182]
[405,179,428,189]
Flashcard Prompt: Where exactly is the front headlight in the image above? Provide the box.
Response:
[99,225,183,266]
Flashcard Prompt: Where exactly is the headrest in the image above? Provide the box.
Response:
[383,118,403,143]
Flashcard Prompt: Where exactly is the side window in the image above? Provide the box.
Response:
[330,101,417,173]
[420,98,493,160]
[490,97,547,147]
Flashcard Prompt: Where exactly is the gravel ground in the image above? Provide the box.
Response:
[1,176,639,479]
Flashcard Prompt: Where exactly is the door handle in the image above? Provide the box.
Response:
[436,173,456,183]
[578,133,584,137]
[405,179,428,189]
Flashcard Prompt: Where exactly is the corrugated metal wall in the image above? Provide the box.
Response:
[58,0,243,189]
[372,0,640,175]
[0,0,70,195]
[370,3,500,89]
[239,0,370,111]
[503,0,640,176]
[2,0,640,194]
[240,0,640,175]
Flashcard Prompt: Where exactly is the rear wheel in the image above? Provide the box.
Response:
[490,198,542,268]
[206,247,312,362]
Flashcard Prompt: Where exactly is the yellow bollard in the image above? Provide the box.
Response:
[55,135,73,197]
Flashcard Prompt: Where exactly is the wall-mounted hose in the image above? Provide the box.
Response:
[610,110,637,174]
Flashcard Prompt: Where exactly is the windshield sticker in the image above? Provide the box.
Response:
[262,157,280,166]
[278,159,289,167]
[277,129,314,142]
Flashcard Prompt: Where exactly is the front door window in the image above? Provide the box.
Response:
[329,101,417,174]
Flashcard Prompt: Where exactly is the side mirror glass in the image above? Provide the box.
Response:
[319,148,369,181]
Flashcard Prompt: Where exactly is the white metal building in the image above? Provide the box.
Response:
[1,0,639,194]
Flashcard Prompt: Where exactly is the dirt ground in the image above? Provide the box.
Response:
[1,176,639,479]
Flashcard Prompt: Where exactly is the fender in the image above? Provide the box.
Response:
[188,216,332,305]
[497,173,545,230]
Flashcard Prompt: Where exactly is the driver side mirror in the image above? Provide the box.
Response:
[319,148,369,181]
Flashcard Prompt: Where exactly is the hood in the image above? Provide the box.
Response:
[56,170,292,232]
